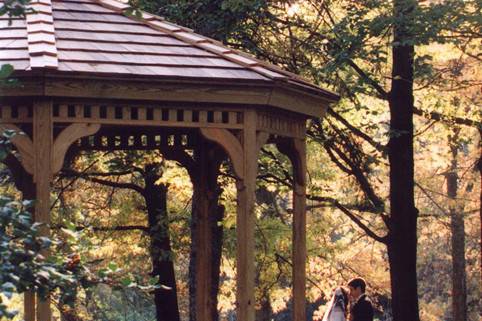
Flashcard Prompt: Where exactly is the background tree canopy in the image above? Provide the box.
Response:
[1,0,480,320]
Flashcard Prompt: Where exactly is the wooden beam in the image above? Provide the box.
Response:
[43,77,331,117]
[0,77,44,98]
[44,78,272,106]
[33,99,53,321]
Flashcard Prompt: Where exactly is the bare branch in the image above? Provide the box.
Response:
[63,169,145,195]
[310,195,388,243]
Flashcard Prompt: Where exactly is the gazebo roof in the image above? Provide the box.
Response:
[0,0,338,116]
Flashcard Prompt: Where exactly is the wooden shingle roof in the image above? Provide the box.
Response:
[0,0,338,114]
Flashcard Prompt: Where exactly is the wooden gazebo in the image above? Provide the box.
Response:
[0,0,338,320]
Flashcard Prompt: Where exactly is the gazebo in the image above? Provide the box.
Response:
[0,0,338,320]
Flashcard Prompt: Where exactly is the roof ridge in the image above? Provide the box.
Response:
[92,0,340,96]
[26,0,58,69]
[91,0,321,85]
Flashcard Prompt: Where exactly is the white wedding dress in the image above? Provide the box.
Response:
[322,288,347,321]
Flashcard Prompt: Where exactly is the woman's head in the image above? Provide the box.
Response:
[333,286,349,311]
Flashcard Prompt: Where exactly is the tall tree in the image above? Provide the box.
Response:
[446,129,468,321]
[385,1,419,320]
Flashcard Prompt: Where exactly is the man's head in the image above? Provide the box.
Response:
[347,278,366,301]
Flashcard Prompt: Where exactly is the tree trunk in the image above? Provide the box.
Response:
[255,295,272,321]
[447,132,467,321]
[189,144,224,321]
[478,129,482,277]
[386,1,420,321]
[144,164,181,321]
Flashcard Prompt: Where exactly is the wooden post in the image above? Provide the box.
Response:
[25,291,36,321]
[198,125,268,321]
[236,110,257,321]
[24,181,37,321]
[33,99,53,321]
[23,180,36,321]
[192,144,226,321]
[292,138,306,321]
[276,136,307,321]
[193,144,213,321]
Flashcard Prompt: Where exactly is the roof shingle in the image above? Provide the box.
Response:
[0,0,338,99]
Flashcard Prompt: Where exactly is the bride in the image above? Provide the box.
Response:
[322,287,349,321]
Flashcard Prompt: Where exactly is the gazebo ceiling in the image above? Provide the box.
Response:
[0,0,338,117]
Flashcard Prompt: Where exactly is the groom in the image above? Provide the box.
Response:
[347,278,374,321]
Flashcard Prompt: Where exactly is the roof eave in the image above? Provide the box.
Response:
[1,72,336,117]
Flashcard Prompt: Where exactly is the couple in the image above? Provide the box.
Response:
[322,278,374,321]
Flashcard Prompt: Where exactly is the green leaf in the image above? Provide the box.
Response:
[0,64,14,79]
[108,261,118,272]
[120,277,132,287]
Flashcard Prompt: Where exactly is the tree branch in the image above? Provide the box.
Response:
[413,107,481,129]
[63,169,145,195]
[327,108,387,153]
[310,195,388,243]
[52,224,148,233]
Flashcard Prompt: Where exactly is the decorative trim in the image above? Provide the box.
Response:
[51,103,244,129]
[257,111,306,138]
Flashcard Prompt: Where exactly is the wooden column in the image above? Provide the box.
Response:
[236,110,257,321]
[33,99,53,321]
[194,157,211,321]
[25,291,36,321]
[199,125,268,321]
[276,136,307,321]
[292,138,306,321]
[192,143,222,321]
[22,176,36,321]
[24,177,36,321]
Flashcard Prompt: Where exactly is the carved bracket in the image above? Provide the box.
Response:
[199,127,244,179]
[275,137,306,193]
[0,124,34,174]
[52,123,101,173]
[256,131,270,154]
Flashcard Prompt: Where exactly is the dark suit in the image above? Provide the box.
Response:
[351,294,374,321]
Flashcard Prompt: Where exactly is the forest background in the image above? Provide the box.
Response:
[0,0,480,321]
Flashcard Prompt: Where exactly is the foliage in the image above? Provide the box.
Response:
[134,0,273,44]
[0,0,31,18]
[0,133,79,319]
[0,0,31,87]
